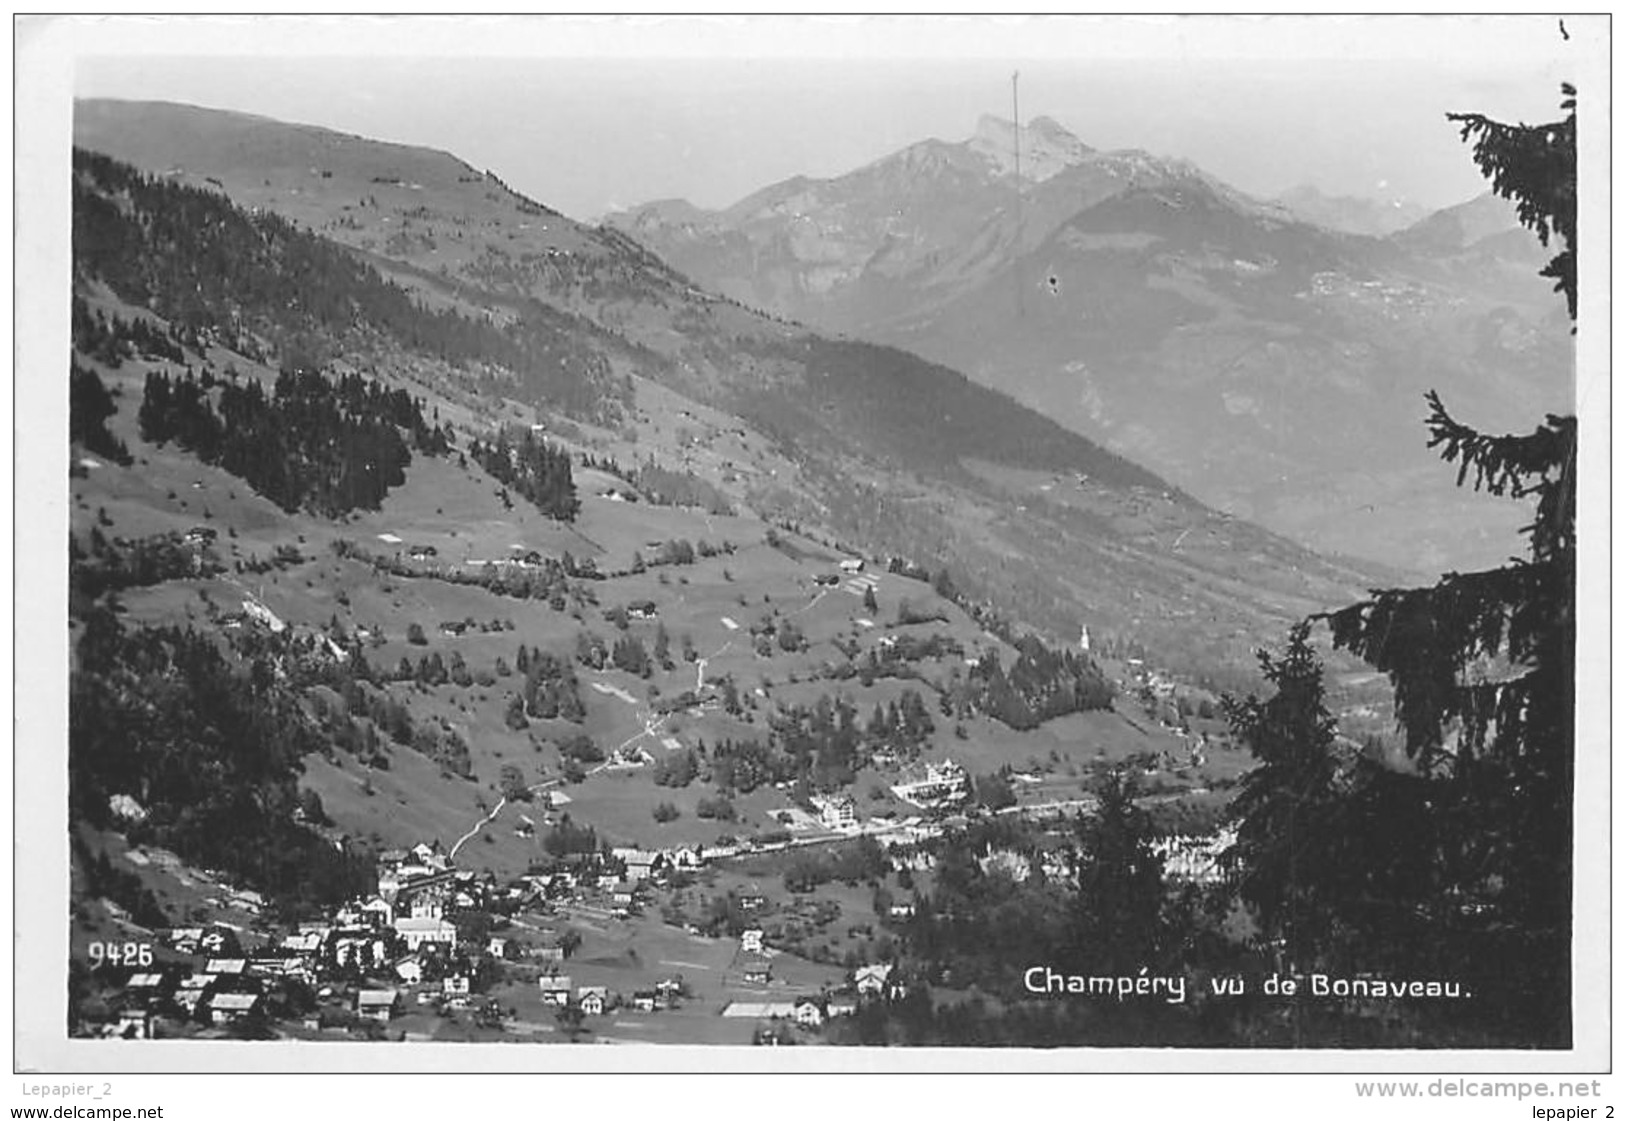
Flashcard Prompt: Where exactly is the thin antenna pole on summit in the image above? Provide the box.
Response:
[1012,69,1024,319]
[1012,69,1021,187]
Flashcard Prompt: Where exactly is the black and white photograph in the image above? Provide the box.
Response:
[13,11,1611,1094]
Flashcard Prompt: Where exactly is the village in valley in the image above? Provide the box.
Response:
[92,738,1234,1045]
[67,240,1251,1043]
[71,497,1241,1047]
[65,349,1255,1044]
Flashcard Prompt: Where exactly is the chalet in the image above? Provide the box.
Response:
[854,963,894,997]
[122,974,171,1016]
[888,902,917,921]
[183,525,218,546]
[206,991,261,1026]
[109,1009,155,1040]
[793,998,825,1028]
[533,943,566,964]
[393,955,424,984]
[408,544,439,560]
[827,995,859,1018]
[738,889,766,913]
[537,976,572,1006]
[577,986,608,1016]
[486,936,509,960]
[439,620,469,637]
[198,928,240,957]
[248,955,309,982]
[627,600,659,621]
[743,965,772,986]
[443,974,471,997]
[242,599,287,634]
[630,990,658,1013]
[668,845,705,871]
[360,897,393,925]
[174,975,213,1014]
[625,852,663,882]
[740,929,765,954]
[611,889,635,908]
[410,841,452,872]
[355,989,401,1023]
[813,573,841,587]
[838,558,865,574]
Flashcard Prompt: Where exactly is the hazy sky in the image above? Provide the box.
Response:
[54,14,1591,223]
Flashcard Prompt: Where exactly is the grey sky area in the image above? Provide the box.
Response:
[68,15,1581,224]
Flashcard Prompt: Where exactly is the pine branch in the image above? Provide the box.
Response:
[1446,83,1577,319]
[1424,392,1576,561]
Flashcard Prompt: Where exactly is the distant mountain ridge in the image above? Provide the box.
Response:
[1274,183,1431,238]
[607,114,1573,574]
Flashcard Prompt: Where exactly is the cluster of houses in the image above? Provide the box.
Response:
[537,975,687,1018]
[720,962,901,1031]
[85,840,570,1039]
[87,781,950,1043]
[974,843,1072,885]
[1150,825,1239,886]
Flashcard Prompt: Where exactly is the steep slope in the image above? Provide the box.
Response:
[65,148,1240,910]
[72,99,1388,687]
[608,115,1573,574]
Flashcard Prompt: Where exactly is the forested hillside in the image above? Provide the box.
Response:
[72,148,628,421]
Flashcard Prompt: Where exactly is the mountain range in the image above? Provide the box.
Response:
[607,114,1573,574]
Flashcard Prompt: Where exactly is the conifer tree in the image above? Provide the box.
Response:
[1256,85,1580,1044]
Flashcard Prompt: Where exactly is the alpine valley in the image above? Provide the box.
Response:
[62,99,1554,1046]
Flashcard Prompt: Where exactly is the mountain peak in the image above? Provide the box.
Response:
[967,114,1093,182]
